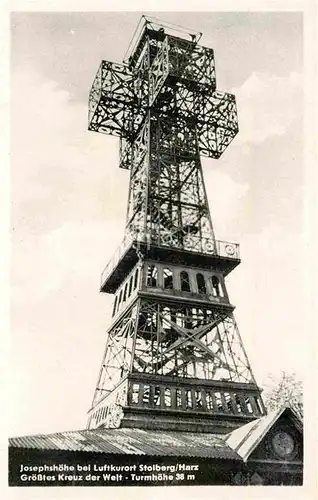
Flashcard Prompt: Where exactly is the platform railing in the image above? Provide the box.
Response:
[126,377,265,418]
[101,231,240,289]
[87,377,129,430]
[88,374,265,430]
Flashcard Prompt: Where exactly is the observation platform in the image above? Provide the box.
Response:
[87,373,265,433]
[101,233,240,293]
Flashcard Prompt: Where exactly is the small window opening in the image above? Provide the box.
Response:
[154,386,161,406]
[112,296,118,317]
[142,385,150,404]
[164,388,171,407]
[176,389,182,407]
[118,290,123,310]
[196,273,206,294]
[133,268,139,290]
[211,275,222,297]
[185,390,193,409]
[128,275,133,297]
[163,268,173,289]
[180,270,191,292]
[123,283,128,302]
[131,384,139,404]
[147,265,158,287]
[195,390,203,408]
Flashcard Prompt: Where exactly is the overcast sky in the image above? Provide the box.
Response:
[10,11,306,436]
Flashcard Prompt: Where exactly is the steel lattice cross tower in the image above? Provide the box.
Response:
[87,17,266,433]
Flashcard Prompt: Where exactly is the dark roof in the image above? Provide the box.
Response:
[9,427,240,460]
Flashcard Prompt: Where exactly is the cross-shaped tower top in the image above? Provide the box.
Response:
[89,15,238,160]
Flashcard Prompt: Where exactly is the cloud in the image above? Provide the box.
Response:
[11,219,124,306]
[11,65,128,301]
[202,164,250,240]
[232,71,302,144]
[11,65,128,236]
[227,223,306,383]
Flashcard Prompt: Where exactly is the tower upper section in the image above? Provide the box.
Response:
[88,17,240,293]
[88,16,238,160]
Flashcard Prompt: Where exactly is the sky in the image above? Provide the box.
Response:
[10,11,306,436]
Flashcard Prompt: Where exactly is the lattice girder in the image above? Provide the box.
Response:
[88,61,146,139]
[148,34,216,106]
[127,146,215,249]
[92,294,257,411]
[92,307,137,406]
[88,30,238,158]
[132,299,255,384]
[124,113,216,252]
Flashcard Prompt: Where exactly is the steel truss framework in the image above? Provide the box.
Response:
[93,298,255,407]
[125,117,216,252]
[87,18,264,430]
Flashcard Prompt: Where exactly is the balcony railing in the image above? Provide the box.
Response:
[87,374,265,430]
[87,377,129,430]
[101,231,240,290]
[126,377,265,418]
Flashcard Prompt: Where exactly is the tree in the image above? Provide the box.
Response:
[262,371,303,420]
